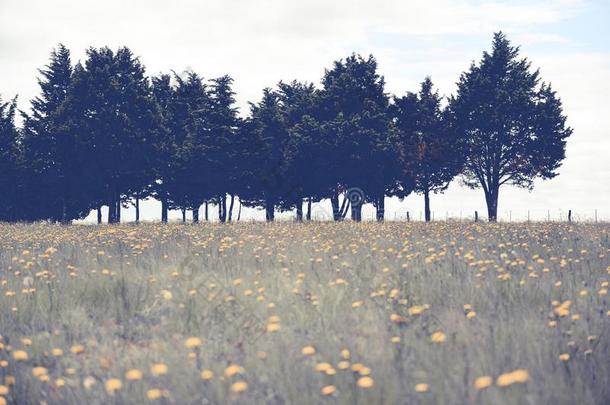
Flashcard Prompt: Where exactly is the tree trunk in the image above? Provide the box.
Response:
[306,197,312,221]
[108,197,116,224]
[193,204,199,223]
[424,188,431,222]
[485,187,499,222]
[116,197,121,223]
[97,206,102,224]
[204,201,209,221]
[331,191,340,221]
[237,200,242,221]
[135,196,140,224]
[351,201,362,222]
[376,196,385,222]
[181,207,186,223]
[265,198,275,222]
[296,199,303,222]
[228,194,235,222]
[221,195,227,223]
[339,194,350,220]
[161,197,168,223]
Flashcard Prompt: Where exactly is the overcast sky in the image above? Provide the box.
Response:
[1,0,608,222]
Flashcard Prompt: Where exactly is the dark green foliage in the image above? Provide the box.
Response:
[447,32,572,221]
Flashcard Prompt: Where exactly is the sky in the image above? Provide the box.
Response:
[1,0,609,222]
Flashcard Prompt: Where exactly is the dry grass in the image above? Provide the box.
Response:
[0,222,608,404]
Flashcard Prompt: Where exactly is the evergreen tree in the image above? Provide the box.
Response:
[448,32,572,221]
[21,44,79,222]
[62,46,161,223]
[393,78,462,222]
[0,96,21,221]
[320,54,398,221]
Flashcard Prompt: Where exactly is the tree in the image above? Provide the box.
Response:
[0,96,21,222]
[63,47,161,223]
[150,74,175,223]
[207,75,241,223]
[393,78,462,222]
[21,44,82,222]
[448,32,572,221]
[277,80,319,221]
[242,89,289,221]
[319,54,397,221]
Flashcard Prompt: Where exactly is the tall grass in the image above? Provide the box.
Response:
[0,222,608,404]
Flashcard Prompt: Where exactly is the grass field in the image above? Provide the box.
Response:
[0,222,608,404]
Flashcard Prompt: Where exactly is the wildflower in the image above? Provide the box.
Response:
[301,346,316,355]
[160,290,172,300]
[55,378,66,388]
[231,381,248,393]
[415,383,429,392]
[51,348,63,356]
[267,323,280,332]
[184,337,202,349]
[224,364,243,378]
[150,363,168,376]
[71,345,85,354]
[321,385,336,395]
[474,376,492,390]
[147,389,162,400]
[357,376,374,388]
[126,369,143,380]
[496,369,529,387]
[105,378,122,394]
[32,367,48,377]
[0,385,8,395]
[200,369,213,380]
[431,331,447,343]
[13,350,28,361]
[559,353,570,361]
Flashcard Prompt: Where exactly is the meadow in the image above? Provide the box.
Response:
[0,222,608,404]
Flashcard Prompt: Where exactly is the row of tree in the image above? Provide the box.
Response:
[0,32,571,223]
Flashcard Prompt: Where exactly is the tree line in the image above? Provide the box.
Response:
[0,32,572,224]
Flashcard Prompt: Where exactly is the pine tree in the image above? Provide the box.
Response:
[0,96,21,221]
[21,44,77,222]
[393,78,462,222]
[448,32,572,221]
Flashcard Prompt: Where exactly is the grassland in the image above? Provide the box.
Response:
[0,222,608,404]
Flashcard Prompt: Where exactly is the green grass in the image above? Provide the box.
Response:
[0,222,608,404]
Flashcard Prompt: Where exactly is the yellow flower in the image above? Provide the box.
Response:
[70,345,85,354]
[496,369,529,387]
[0,385,8,395]
[224,364,243,378]
[357,376,374,388]
[466,311,477,319]
[160,290,172,300]
[32,367,48,377]
[474,376,492,390]
[321,385,336,395]
[105,378,122,394]
[315,362,332,372]
[51,348,63,356]
[184,337,202,349]
[200,369,214,380]
[301,346,316,355]
[147,388,162,400]
[13,350,28,361]
[231,381,248,393]
[559,353,570,361]
[150,363,168,376]
[415,383,429,393]
[266,323,280,332]
[430,331,447,343]
[391,336,401,343]
[126,369,143,380]
[55,378,66,388]
[340,349,350,359]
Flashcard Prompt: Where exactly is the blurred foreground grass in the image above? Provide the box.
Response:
[0,222,608,404]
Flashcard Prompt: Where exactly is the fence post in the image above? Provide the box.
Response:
[406,211,410,222]
[568,209,572,223]
[475,211,478,222]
